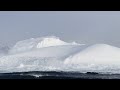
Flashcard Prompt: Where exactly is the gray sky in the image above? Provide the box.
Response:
[0,11,120,47]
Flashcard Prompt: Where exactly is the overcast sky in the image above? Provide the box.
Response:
[0,11,120,47]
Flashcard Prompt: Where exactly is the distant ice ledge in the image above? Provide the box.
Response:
[9,36,84,54]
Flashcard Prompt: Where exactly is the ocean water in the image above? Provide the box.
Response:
[0,71,120,79]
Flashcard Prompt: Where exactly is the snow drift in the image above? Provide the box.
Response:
[0,36,120,74]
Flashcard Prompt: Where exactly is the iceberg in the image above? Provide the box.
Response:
[0,36,120,74]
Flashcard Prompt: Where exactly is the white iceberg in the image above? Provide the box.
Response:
[0,36,120,74]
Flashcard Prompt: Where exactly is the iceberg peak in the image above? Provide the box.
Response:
[36,36,68,48]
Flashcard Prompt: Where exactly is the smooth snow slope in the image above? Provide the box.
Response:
[64,44,120,73]
[65,44,120,65]
[0,36,120,74]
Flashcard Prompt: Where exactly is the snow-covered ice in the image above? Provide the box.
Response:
[0,36,120,74]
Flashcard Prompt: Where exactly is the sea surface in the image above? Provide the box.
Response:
[0,71,120,79]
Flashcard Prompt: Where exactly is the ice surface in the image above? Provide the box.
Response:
[9,36,80,54]
[0,36,120,74]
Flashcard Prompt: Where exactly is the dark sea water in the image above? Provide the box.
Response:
[0,71,120,79]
